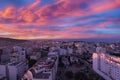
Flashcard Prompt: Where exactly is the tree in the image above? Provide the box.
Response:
[74,71,87,80]
[65,71,73,79]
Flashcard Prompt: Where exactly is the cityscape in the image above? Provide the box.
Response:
[0,38,120,80]
[0,0,120,80]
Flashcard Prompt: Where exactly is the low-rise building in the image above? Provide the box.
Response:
[22,55,58,80]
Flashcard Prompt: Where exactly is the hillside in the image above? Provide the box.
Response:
[0,37,27,47]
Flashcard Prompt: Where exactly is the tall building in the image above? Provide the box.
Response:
[0,46,28,80]
[93,53,120,80]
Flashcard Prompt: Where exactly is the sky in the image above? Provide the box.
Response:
[0,0,120,40]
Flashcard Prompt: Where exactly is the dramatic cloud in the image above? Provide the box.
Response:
[0,0,120,40]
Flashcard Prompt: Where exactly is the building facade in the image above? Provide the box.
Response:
[93,53,120,80]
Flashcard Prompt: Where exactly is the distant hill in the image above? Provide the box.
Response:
[0,37,28,47]
[34,38,120,43]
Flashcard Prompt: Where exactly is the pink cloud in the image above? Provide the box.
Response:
[1,6,16,19]
[115,0,120,4]
[0,0,119,24]
[0,0,120,39]
[90,1,120,13]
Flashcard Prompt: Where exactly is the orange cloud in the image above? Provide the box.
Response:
[2,6,16,19]
[18,9,37,23]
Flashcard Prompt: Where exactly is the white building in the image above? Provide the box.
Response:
[93,53,120,80]
[0,47,11,63]
[7,60,28,80]
[59,48,67,56]
[10,46,26,62]
[48,51,58,56]
[67,47,73,55]
[22,55,58,80]
[76,47,83,55]
[0,60,28,80]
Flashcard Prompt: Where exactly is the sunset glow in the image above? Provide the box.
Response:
[0,0,120,39]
